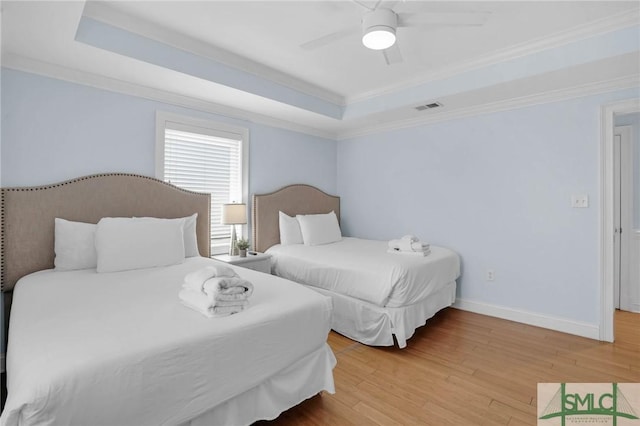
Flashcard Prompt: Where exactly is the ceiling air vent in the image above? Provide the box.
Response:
[415,102,443,111]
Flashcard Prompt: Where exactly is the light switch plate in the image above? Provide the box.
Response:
[571,194,589,208]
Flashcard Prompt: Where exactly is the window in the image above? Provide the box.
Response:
[156,112,248,255]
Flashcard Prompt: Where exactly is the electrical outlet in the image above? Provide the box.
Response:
[486,269,495,281]
[571,194,589,208]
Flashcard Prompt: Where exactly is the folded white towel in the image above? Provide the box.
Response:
[183,265,238,292]
[214,292,252,302]
[387,248,431,257]
[411,241,430,251]
[179,288,248,318]
[389,236,430,253]
[212,299,250,308]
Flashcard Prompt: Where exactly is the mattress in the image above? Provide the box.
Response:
[1,257,334,426]
[267,237,460,308]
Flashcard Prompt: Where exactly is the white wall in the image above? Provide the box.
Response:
[0,68,337,354]
[338,88,639,334]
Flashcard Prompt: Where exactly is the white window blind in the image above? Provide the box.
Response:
[163,125,243,255]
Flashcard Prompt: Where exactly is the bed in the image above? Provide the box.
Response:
[1,174,335,426]
[252,184,461,348]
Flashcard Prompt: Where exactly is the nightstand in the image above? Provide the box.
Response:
[212,253,272,274]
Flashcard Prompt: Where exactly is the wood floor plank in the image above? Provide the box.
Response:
[263,308,640,425]
[352,401,404,426]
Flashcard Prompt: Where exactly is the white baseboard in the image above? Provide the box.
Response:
[629,303,640,313]
[453,298,600,340]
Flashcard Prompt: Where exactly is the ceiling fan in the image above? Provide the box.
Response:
[300,0,491,65]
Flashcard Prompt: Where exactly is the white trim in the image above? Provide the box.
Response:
[599,98,640,342]
[154,111,249,183]
[82,1,639,107]
[155,112,250,253]
[82,1,345,106]
[346,10,640,104]
[2,54,338,141]
[453,298,600,340]
[4,54,638,142]
[339,75,640,140]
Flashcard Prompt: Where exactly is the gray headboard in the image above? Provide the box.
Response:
[1,173,211,292]
[252,184,340,253]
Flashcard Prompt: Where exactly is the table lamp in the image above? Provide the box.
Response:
[222,203,247,256]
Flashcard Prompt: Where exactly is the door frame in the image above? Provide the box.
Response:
[599,98,639,342]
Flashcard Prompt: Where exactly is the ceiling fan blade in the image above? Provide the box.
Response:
[352,0,375,11]
[398,11,491,28]
[382,43,403,65]
[377,1,401,11]
[300,28,358,51]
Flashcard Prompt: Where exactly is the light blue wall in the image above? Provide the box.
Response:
[0,69,337,193]
[614,112,640,229]
[338,88,639,326]
[1,66,638,345]
[0,68,337,354]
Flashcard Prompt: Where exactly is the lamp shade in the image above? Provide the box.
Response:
[222,203,247,225]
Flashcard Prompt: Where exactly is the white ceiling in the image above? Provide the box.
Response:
[2,1,639,139]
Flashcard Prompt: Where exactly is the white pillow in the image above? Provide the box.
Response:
[134,214,199,257]
[95,217,185,273]
[54,218,98,271]
[296,211,342,246]
[279,211,303,245]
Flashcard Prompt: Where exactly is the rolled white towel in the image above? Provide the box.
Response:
[204,277,254,299]
[402,235,419,243]
[388,239,414,252]
[389,238,430,253]
[183,265,238,292]
[179,288,214,317]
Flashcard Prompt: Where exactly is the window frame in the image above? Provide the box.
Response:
[155,111,249,255]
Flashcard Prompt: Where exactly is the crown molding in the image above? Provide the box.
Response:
[346,10,640,104]
[82,1,345,107]
[2,54,338,141]
[4,54,637,143]
[337,74,640,140]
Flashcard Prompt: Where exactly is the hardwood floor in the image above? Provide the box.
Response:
[260,308,640,425]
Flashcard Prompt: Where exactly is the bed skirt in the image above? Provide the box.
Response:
[180,343,336,426]
[310,281,457,348]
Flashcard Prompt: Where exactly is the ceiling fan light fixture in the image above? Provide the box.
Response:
[362,8,398,50]
[362,27,396,50]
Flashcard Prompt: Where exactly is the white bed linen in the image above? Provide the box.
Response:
[312,281,456,348]
[268,237,460,307]
[1,257,334,426]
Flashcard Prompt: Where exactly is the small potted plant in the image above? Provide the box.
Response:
[236,238,250,257]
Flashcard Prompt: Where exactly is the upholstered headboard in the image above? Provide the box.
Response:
[252,184,340,253]
[1,173,211,293]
